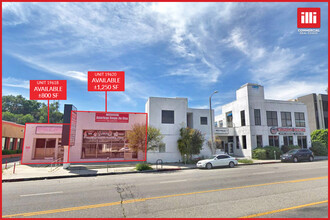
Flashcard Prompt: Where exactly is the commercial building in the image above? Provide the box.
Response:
[295,93,328,132]
[146,97,214,163]
[2,120,24,151]
[21,111,147,164]
[22,123,63,164]
[214,83,311,158]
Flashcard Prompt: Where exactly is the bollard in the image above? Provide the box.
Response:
[274,151,276,160]
[5,160,7,169]
[13,163,16,174]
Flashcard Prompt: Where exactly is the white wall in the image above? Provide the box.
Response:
[146,98,214,163]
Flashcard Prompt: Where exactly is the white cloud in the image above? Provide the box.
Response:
[265,81,328,100]
[251,47,305,84]
[3,77,29,89]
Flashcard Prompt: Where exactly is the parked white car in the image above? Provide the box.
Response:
[196,154,238,169]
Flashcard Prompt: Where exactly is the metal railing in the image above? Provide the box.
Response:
[50,158,62,172]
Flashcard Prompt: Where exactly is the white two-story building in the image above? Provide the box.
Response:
[145,97,214,163]
[214,83,311,158]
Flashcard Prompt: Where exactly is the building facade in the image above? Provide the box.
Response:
[21,112,147,164]
[2,120,24,151]
[296,93,328,132]
[146,97,214,163]
[214,83,312,158]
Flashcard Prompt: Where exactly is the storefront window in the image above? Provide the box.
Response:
[283,136,293,146]
[81,130,132,159]
[269,135,279,147]
[34,138,56,159]
[297,136,307,148]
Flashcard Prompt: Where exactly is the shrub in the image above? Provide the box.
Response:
[311,129,328,147]
[263,146,282,159]
[252,148,267,160]
[238,159,253,164]
[2,149,22,155]
[310,141,328,156]
[281,145,300,153]
[135,163,153,171]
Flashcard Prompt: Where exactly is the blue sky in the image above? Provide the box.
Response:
[2,2,328,115]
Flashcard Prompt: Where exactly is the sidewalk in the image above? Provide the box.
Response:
[2,156,327,182]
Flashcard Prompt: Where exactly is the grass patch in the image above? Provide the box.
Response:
[238,159,253,164]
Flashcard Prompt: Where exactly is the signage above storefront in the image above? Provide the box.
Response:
[95,113,129,123]
[88,71,125,91]
[270,127,306,135]
[36,126,63,135]
[214,128,229,134]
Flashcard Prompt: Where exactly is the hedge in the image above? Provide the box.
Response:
[263,146,282,159]
[2,149,22,155]
[310,141,328,156]
[252,148,267,159]
[252,146,282,159]
[281,145,300,153]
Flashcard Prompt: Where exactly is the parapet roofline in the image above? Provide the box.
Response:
[2,120,25,127]
[148,97,188,100]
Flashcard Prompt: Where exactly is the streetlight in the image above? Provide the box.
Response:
[209,90,218,155]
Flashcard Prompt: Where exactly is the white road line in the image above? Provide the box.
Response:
[20,191,63,197]
[159,179,187,184]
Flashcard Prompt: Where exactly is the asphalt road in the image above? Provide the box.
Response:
[2,161,328,218]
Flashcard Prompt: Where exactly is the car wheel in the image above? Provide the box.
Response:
[309,156,314,162]
[206,163,213,169]
[293,157,298,163]
[229,161,235,168]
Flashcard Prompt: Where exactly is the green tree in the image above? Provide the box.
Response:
[311,129,328,147]
[177,127,205,161]
[2,95,63,124]
[126,124,164,152]
[147,126,164,151]
[17,114,34,124]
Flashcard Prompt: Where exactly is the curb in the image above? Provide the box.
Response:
[2,168,182,183]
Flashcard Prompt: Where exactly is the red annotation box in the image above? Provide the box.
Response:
[88,71,125,91]
[95,112,129,123]
[30,80,67,100]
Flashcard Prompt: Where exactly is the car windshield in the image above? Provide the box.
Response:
[207,156,216,159]
[287,149,299,154]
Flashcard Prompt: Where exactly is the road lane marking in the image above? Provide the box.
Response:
[159,179,187,184]
[239,200,328,218]
[3,176,327,218]
[20,191,63,197]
